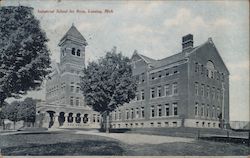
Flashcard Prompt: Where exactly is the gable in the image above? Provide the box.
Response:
[188,39,229,75]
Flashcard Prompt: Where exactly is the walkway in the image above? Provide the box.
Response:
[75,130,194,145]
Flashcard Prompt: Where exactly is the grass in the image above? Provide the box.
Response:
[0,130,249,156]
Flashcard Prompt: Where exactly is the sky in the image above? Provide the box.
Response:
[2,0,249,121]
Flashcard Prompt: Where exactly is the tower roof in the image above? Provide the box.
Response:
[59,24,87,46]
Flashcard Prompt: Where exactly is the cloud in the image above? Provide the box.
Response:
[163,8,234,35]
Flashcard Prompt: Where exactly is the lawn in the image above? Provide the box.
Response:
[0,130,249,156]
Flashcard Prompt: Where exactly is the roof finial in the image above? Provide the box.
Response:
[72,23,75,26]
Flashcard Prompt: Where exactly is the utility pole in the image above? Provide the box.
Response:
[221,82,225,129]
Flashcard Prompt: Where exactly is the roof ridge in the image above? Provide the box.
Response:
[60,25,87,43]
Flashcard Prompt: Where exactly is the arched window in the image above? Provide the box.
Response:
[68,113,73,123]
[77,49,81,56]
[206,61,215,79]
[71,48,75,55]
[75,113,81,123]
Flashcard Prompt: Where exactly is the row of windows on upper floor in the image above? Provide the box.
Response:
[111,102,178,121]
[134,82,178,101]
[47,82,81,96]
[135,66,180,83]
[62,48,82,57]
[61,69,82,75]
[195,102,221,119]
[194,62,225,81]
[194,82,224,101]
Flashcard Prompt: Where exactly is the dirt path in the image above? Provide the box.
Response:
[75,130,194,145]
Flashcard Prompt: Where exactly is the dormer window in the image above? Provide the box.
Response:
[77,49,81,56]
[72,48,75,55]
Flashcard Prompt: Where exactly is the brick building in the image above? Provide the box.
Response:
[110,34,229,129]
[36,25,101,129]
[36,25,229,129]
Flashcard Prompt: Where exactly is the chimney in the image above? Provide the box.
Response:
[182,34,193,51]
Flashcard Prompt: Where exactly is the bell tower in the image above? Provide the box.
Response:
[58,24,88,70]
[58,25,88,107]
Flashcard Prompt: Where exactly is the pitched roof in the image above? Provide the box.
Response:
[138,54,156,63]
[151,51,187,68]
[135,47,194,69]
[59,25,87,43]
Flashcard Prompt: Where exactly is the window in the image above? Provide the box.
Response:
[206,61,215,79]
[165,104,170,116]
[201,65,204,74]
[71,48,75,55]
[131,108,134,119]
[118,110,121,120]
[173,82,178,95]
[158,71,162,78]
[195,62,199,72]
[173,103,178,116]
[93,114,96,122]
[141,90,145,100]
[195,103,199,116]
[195,82,199,95]
[196,122,199,127]
[77,49,80,56]
[141,107,145,118]
[76,87,80,93]
[151,73,155,80]
[165,122,169,127]
[216,72,220,80]
[201,104,205,116]
[157,122,161,127]
[141,123,144,127]
[201,84,205,96]
[207,105,210,117]
[126,109,129,119]
[206,86,210,98]
[158,105,162,117]
[173,122,177,127]
[62,50,65,57]
[221,73,225,81]
[114,111,117,120]
[157,87,162,97]
[135,108,139,118]
[76,97,79,106]
[70,86,74,92]
[141,73,145,83]
[151,88,155,98]
[173,66,178,74]
[217,106,220,119]
[97,115,100,122]
[165,84,171,96]
[166,71,170,76]
[217,89,220,101]
[135,91,139,101]
[151,106,155,117]
[212,105,215,118]
[212,87,215,99]
[150,122,154,127]
[70,97,74,105]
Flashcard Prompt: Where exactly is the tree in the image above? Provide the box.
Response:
[21,97,36,126]
[81,47,137,132]
[1,98,36,129]
[2,101,22,130]
[0,101,9,129]
[0,6,51,106]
